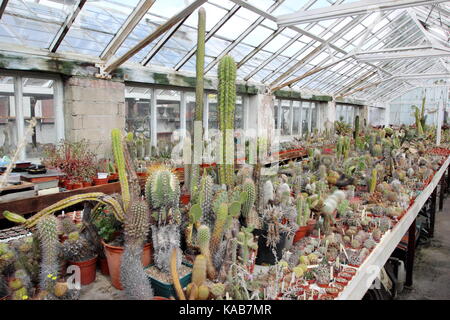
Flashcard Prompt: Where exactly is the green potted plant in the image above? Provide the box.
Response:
[61,231,97,285]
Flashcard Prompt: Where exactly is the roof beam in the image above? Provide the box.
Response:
[277,0,448,26]
[203,0,284,74]
[100,0,156,61]
[355,48,450,62]
[0,0,9,20]
[141,14,189,66]
[407,8,450,50]
[271,54,354,92]
[103,0,207,74]
[174,4,241,71]
[48,0,87,53]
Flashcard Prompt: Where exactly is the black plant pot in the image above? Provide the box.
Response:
[253,229,287,265]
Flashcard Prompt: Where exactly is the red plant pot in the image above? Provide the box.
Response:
[93,178,109,185]
[108,173,119,181]
[98,257,109,276]
[102,241,152,290]
[68,256,98,285]
[82,181,92,188]
[137,172,148,178]
[180,194,191,205]
[293,226,308,244]
[71,182,83,190]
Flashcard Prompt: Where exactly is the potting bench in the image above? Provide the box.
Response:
[336,155,450,300]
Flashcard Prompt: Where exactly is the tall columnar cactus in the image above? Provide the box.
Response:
[121,199,153,300]
[370,169,377,194]
[196,225,216,279]
[210,203,228,254]
[237,227,257,267]
[217,55,237,188]
[241,178,256,218]
[146,169,181,224]
[354,115,360,140]
[189,7,206,196]
[192,254,207,287]
[112,129,130,211]
[199,171,214,228]
[36,216,60,293]
[296,195,308,227]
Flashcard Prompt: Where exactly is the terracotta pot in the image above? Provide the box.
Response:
[102,241,152,290]
[293,226,308,244]
[137,172,148,178]
[98,257,109,276]
[180,194,190,205]
[93,178,109,185]
[64,181,73,190]
[71,182,83,190]
[108,173,119,181]
[82,181,92,188]
[68,256,97,285]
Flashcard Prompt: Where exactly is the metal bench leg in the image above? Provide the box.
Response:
[430,188,437,238]
[439,176,445,211]
[405,219,416,288]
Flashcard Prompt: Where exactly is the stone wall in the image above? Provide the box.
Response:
[63,76,125,158]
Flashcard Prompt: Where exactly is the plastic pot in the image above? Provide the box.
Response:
[293,226,308,244]
[98,257,109,276]
[253,229,286,265]
[82,181,92,188]
[180,194,190,205]
[68,256,98,285]
[71,182,83,190]
[93,178,109,185]
[102,241,152,290]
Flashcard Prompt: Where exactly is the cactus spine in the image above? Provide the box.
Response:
[241,178,256,218]
[199,170,214,228]
[217,55,237,188]
[36,216,59,293]
[210,203,228,254]
[112,129,130,211]
[121,199,153,300]
[196,225,216,279]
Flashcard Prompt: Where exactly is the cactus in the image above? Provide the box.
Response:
[36,216,60,293]
[217,55,237,188]
[152,224,182,273]
[210,283,225,300]
[196,225,216,279]
[210,203,228,254]
[199,171,214,228]
[369,169,377,194]
[192,254,207,287]
[241,178,256,218]
[353,115,360,139]
[236,227,257,267]
[111,129,130,211]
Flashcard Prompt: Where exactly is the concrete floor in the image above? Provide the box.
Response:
[80,273,126,300]
[397,195,450,300]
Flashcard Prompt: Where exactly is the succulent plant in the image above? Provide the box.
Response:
[36,216,60,293]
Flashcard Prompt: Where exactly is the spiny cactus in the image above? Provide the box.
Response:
[354,115,360,139]
[199,171,214,229]
[369,169,377,194]
[192,254,207,287]
[112,129,130,211]
[241,178,256,218]
[120,246,154,300]
[151,224,181,273]
[210,283,225,300]
[217,55,237,188]
[196,225,216,279]
[36,215,60,293]
[210,203,228,254]
[262,180,274,208]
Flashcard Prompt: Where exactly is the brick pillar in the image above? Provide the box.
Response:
[63,76,125,158]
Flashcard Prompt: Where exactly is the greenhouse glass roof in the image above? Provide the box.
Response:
[0,0,449,104]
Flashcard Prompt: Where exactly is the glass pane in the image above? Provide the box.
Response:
[302,102,310,135]
[156,89,180,154]
[0,76,17,156]
[235,96,243,130]
[208,93,218,130]
[292,101,301,135]
[125,86,151,159]
[22,77,56,160]
[280,101,290,136]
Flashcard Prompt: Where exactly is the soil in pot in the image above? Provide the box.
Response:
[253,229,286,265]
[67,256,97,285]
[102,241,152,290]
